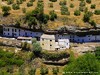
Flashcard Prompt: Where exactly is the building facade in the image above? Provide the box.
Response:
[3,26,100,50]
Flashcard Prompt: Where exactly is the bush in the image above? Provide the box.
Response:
[52,67,59,75]
[91,4,96,9]
[42,51,69,61]
[94,10,100,15]
[49,0,57,2]
[40,67,48,75]
[83,11,93,22]
[27,2,33,7]
[74,10,81,16]
[86,0,91,3]
[95,47,100,60]
[48,2,53,8]
[22,8,26,13]
[32,42,42,56]
[79,1,85,7]
[70,3,74,8]
[63,53,100,75]
[7,0,14,5]
[49,10,57,21]
[61,5,70,15]
[59,0,66,6]
[29,68,36,75]
[12,4,20,10]
[89,20,96,28]
[1,6,11,16]
[30,0,35,2]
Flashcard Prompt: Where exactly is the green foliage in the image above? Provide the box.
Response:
[52,67,59,75]
[79,1,85,7]
[95,47,100,60]
[1,6,11,16]
[32,42,42,56]
[61,5,70,15]
[48,2,53,8]
[91,4,96,9]
[12,4,20,10]
[21,42,31,51]
[49,0,57,2]
[30,0,35,2]
[70,3,74,8]
[59,0,66,6]
[42,51,69,61]
[29,68,36,75]
[74,10,81,16]
[7,0,14,5]
[27,2,33,7]
[89,20,96,28]
[0,50,24,67]
[94,10,100,15]
[22,8,26,13]
[86,0,91,3]
[49,10,57,21]
[63,53,100,75]
[40,66,48,75]
[83,11,93,22]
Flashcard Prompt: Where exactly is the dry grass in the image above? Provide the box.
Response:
[0,0,100,29]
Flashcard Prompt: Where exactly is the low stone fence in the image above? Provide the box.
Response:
[0,38,21,48]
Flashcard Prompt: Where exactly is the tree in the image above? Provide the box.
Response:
[63,53,100,75]
[74,10,81,16]
[2,6,11,16]
[89,20,96,28]
[49,10,57,21]
[95,47,100,60]
[32,42,42,56]
[83,11,93,22]
[86,0,91,3]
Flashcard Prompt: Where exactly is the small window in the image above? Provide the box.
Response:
[50,45,52,46]
[15,29,16,32]
[50,40,52,41]
[12,29,14,31]
[8,28,9,31]
[8,33,9,35]
[19,29,20,32]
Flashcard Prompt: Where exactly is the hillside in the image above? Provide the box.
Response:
[0,0,100,30]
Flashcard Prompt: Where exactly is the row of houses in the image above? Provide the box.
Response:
[3,26,100,50]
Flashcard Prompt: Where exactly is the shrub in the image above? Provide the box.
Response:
[49,0,57,2]
[61,5,70,15]
[59,0,66,6]
[30,0,35,2]
[89,20,96,28]
[95,47,100,60]
[49,10,57,21]
[83,11,93,22]
[12,4,20,10]
[22,8,26,13]
[32,42,42,56]
[86,0,91,3]
[40,67,48,75]
[70,3,74,8]
[91,4,96,9]
[42,51,69,61]
[1,6,11,16]
[52,67,59,75]
[29,68,36,75]
[27,2,33,7]
[79,1,85,7]
[7,0,14,5]
[94,10,100,15]
[63,53,100,75]
[48,2,53,8]
[74,10,81,16]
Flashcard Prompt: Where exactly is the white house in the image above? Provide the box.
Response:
[40,34,70,50]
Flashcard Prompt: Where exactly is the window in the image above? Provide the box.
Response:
[12,29,14,32]
[50,40,52,41]
[8,28,9,31]
[19,29,20,32]
[8,33,9,35]
[50,45,52,46]
[15,29,16,32]
[42,38,44,41]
